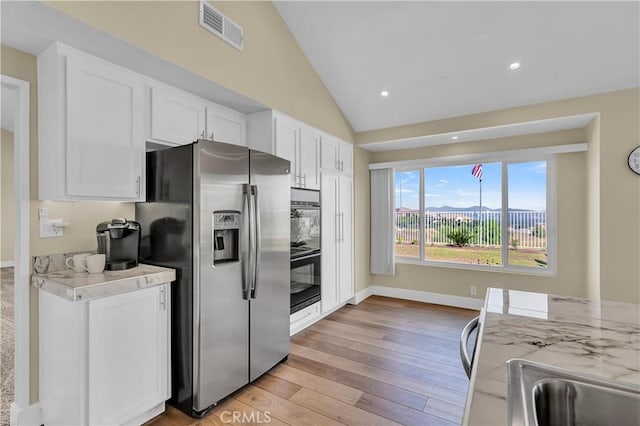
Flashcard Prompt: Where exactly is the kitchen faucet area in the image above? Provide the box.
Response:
[1,1,638,425]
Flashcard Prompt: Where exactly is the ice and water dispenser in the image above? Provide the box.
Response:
[213,211,240,264]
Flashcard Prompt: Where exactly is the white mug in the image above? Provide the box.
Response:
[85,254,106,274]
[66,253,90,273]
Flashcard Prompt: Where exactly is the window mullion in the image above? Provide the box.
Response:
[419,168,425,261]
[502,162,509,266]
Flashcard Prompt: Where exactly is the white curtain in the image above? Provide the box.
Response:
[370,168,395,275]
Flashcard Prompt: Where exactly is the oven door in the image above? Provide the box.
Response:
[290,253,321,314]
[290,205,320,255]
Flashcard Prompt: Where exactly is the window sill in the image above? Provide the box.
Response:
[395,256,557,277]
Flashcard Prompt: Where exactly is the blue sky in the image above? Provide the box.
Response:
[395,161,546,211]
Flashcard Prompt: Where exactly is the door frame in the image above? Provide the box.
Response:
[2,74,34,423]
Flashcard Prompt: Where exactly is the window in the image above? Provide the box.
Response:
[394,159,553,272]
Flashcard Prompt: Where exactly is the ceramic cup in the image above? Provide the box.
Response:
[85,254,106,274]
[66,253,90,273]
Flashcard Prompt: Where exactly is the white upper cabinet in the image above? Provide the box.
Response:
[339,143,354,175]
[207,103,247,147]
[298,125,320,190]
[274,114,298,162]
[39,44,146,201]
[149,86,207,145]
[320,135,339,171]
[148,85,247,147]
[320,135,353,175]
[38,43,249,200]
[248,110,319,189]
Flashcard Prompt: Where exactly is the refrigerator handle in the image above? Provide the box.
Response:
[250,185,261,299]
[242,184,253,300]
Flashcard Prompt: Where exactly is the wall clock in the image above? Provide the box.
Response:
[629,146,640,175]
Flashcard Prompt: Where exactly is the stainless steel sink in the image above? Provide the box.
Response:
[507,359,640,426]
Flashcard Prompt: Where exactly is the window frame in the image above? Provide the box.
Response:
[394,155,557,276]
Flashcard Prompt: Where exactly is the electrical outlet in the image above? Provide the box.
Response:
[39,207,63,238]
[470,286,477,296]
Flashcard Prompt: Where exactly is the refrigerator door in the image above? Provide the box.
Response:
[194,141,250,411]
[249,150,291,381]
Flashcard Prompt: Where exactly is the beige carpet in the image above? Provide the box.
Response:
[0,267,14,426]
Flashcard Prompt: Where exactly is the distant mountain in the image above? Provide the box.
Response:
[397,206,539,213]
[425,206,535,212]
[426,205,497,212]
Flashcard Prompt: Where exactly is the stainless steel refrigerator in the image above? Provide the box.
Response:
[136,140,291,417]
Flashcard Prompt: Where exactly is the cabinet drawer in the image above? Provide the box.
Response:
[290,302,321,335]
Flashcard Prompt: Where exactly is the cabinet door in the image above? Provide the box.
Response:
[338,176,354,302]
[321,172,339,313]
[274,116,299,187]
[66,55,144,199]
[207,103,247,147]
[339,144,354,175]
[320,136,339,172]
[150,86,206,145]
[88,285,168,425]
[298,126,320,190]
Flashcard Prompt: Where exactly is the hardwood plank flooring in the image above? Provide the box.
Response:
[147,296,478,426]
[0,267,14,426]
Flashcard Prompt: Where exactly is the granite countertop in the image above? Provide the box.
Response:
[463,288,640,425]
[32,264,176,302]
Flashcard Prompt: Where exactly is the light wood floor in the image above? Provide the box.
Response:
[148,296,478,426]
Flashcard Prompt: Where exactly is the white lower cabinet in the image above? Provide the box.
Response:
[321,171,354,314]
[39,284,171,425]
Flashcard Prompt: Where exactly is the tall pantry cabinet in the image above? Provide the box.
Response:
[320,136,354,314]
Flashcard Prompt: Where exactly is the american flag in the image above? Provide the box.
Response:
[471,164,483,180]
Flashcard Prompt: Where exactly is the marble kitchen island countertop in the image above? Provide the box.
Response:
[32,264,176,302]
[464,288,640,425]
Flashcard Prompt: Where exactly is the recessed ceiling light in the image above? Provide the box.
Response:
[451,136,459,140]
[509,62,521,70]
[380,90,389,97]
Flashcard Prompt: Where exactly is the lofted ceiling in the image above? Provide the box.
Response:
[274,1,640,133]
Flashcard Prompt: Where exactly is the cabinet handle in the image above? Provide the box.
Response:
[302,174,307,187]
[340,161,344,172]
[340,212,345,242]
[460,316,480,379]
[136,176,141,197]
[160,287,167,311]
[336,160,340,171]
[200,130,205,139]
[335,213,340,243]
[210,132,215,141]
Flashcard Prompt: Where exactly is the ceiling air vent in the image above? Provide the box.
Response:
[199,0,244,51]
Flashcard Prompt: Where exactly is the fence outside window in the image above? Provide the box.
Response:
[394,210,547,249]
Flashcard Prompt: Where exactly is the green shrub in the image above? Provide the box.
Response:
[447,229,473,247]
[510,238,520,249]
[532,225,546,238]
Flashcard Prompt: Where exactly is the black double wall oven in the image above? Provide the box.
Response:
[290,188,321,314]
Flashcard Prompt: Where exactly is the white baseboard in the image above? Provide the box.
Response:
[10,402,42,426]
[0,260,15,268]
[357,285,483,310]
[349,287,373,305]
